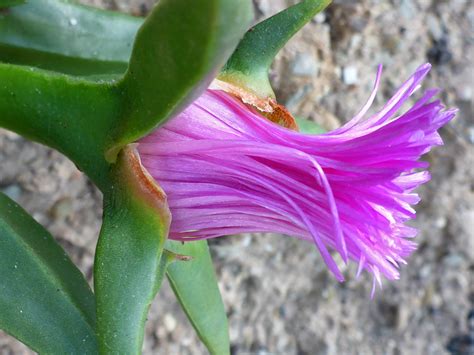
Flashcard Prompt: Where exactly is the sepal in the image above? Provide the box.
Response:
[220,0,331,99]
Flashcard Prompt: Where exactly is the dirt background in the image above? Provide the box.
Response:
[0,0,473,354]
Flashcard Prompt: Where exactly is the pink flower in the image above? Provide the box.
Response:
[138,63,456,293]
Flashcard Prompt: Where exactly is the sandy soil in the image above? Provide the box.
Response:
[0,0,473,354]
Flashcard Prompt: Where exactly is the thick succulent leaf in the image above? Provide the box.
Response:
[0,63,121,189]
[108,0,253,160]
[295,116,326,134]
[0,193,97,353]
[220,0,331,98]
[0,0,139,75]
[166,240,230,355]
[94,147,171,354]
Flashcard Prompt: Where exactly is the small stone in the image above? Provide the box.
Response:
[431,294,443,308]
[50,197,74,221]
[342,66,358,85]
[181,336,193,346]
[397,305,410,330]
[290,53,319,77]
[313,12,326,24]
[263,243,274,253]
[459,85,472,101]
[350,34,363,50]
[163,313,177,332]
[242,235,252,247]
[434,216,447,229]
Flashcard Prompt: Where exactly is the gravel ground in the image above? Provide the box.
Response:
[1,0,473,354]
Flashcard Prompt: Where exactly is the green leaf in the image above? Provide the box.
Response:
[0,0,24,8]
[94,147,171,354]
[0,193,97,353]
[166,240,229,355]
[0,0,140,76]
[220,0,331,98]
[295,116,326,134]
[0,63,121,189]
[108,0,253,160]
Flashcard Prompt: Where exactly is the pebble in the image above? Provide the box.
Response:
[434,216,447,229]
[50,197,74,221]
[349,34,363,50]
[163,313,177,332]
[313,12,326,24]
[342,66,358,85]
[242,235,252,247]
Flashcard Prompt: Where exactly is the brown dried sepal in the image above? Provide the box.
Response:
[119,144,171,224]
[211,79,298,131]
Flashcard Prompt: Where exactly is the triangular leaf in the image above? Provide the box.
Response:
[166,240,230,355]
[220,0,331,98]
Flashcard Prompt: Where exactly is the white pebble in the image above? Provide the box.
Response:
[342,66,359,85]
